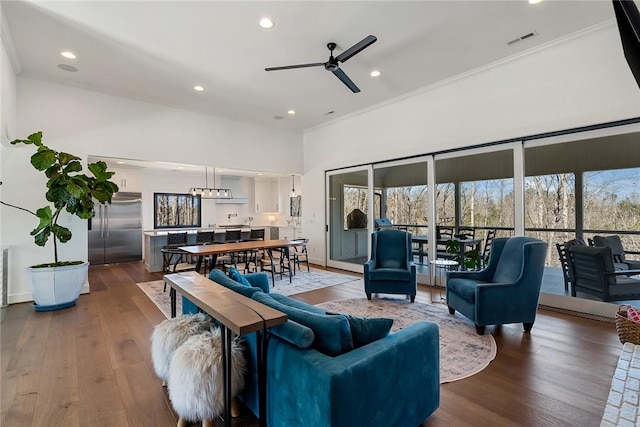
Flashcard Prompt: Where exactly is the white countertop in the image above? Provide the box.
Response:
[143,226,268,236]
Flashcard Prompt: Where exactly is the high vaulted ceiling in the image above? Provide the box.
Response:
[3,1,615,132]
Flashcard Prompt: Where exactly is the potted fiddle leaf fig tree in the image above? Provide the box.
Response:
[1,131,119,311]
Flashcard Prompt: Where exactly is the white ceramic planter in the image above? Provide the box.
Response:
[25,261,89,310]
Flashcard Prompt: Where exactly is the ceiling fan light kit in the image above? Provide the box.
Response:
[265,35,377,93]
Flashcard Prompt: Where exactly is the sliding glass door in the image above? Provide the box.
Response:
[326,166,372,272]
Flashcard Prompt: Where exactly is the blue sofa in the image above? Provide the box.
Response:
[182,268,440,427]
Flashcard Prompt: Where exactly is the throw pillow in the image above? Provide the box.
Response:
[628,305,640,323]
[327,312,394,347]
[209,269,262,298]
[228,266,251,287]
[252,292,354,356]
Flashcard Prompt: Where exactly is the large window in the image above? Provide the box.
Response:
[374,161,429,236]
[154,193,202,229]
[583,167,640,231]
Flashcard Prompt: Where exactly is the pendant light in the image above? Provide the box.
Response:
[289,175,296,198]
[188,166,233,199]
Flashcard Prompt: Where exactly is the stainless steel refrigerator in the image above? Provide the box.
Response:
[88,192,142,265]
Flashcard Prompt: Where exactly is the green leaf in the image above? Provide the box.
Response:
[31,207,54,247]
[10,131,43,147]
[66,176,89,199]
[45,165,61,179]
[32,227,50,247]
[27,131,43,145]
[58,152,81,166]
[88,161,114,182]
[31,148,57,171]
[52,225,72,243]
[63,160,83,174]
[46,185,70,204]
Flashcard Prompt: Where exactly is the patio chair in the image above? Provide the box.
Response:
[568,245,640,301]
[556,238,586,292]
[592,235,640,270]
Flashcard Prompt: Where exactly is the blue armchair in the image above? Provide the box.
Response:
[445,237,548,335]
[364,229,417,302]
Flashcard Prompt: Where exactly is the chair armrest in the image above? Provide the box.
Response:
[447,268,493,282]
[364,260,375,274]
[267,321,439,427]
[607,269,640,277]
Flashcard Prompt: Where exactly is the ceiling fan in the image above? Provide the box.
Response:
[265,35,377,93]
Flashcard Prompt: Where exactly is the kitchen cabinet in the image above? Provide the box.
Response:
[112,168,141,192]
[270,226,302,240]
[254,178,280,213]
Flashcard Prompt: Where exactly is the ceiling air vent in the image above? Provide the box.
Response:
[507,30,539,46]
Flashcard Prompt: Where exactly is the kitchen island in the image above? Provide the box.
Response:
[143,226,264,272]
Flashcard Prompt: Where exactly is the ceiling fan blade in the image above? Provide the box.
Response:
[335,35,377,63]
[265,62,324,71]
[332,68,360,93]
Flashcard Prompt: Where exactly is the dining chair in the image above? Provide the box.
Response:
[165,232,188,248]
[249,228,265,241]
[481,229,497,266]
[292,238,310,274]
[260,246,293,285]
[435,225,456,260]
[192,231,214,269]
[456,226,476,239]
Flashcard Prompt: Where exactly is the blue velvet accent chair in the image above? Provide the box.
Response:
[445,236,548,335]
[364,229,417,302]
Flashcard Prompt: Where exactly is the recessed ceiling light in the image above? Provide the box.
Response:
[257,173,263,176]
[273,115,284,120]
[194,85,204,92]
[528,0,543,4]
[116,161,125,164]
[57,64,78,72]
[287,110,296,115]
[61,51,76,59]
[259,17,274,29]
[370,70,381,77]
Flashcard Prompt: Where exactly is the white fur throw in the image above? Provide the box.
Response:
[151,313,213,383]
[168,327,246,422]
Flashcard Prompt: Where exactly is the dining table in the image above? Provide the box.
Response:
[179,239,304,275]
[411,235,482,270]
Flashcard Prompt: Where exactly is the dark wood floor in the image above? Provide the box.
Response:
[1,262,622,426]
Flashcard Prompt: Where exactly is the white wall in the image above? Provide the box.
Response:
[302,23,640,267]
[2,77,303,303]
[1,10,19,305]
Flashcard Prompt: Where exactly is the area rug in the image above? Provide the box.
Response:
[317,297,497,383]
[137,268,360,319]
[270,268,361,295]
